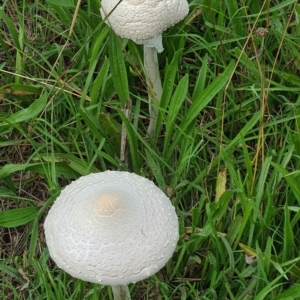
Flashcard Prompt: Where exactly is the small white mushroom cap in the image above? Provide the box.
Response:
[100,0,189,52]
[44,171,179,285]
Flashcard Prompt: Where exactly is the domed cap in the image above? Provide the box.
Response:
[44,171,179,285]
[100,0,189,42]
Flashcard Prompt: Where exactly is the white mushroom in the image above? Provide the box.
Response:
[44,171,179,300]
[100,0,189,135]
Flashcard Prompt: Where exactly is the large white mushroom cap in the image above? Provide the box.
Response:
[100,0,189,51]
[44,171,179,285]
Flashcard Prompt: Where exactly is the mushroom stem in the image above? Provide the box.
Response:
[143,44,163,136]
[111,285,131,300]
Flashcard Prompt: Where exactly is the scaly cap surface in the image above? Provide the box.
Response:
[44,171,179,285]
[100,0,189,42]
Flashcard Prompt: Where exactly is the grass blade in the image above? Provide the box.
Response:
[0,207,37,228]
[0,93,47,133]
[165,61,235,160]
[108,32,129,104]
[270,162,300,204]
[163,74,189,155]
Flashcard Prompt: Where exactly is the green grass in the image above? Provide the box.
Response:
[1,0,300,299]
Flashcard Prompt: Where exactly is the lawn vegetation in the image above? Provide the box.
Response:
[1,0,300,299]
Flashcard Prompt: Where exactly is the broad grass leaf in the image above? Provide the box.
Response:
[37,153,99,175]
[0,187,16,198]
[46,0,74,7]
[272,284,300,300]
[0,83,41,96]
[0,207,37,228]
[28,163,78,180]
[225,0,244,37]
[90,57,110,105]
[90,26,110,65]
[108,32,129,105]
[226,215,242,246]
[0,163,38,179]
[0,93,47,133]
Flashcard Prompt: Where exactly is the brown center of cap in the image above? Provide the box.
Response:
[94,193,122,216]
